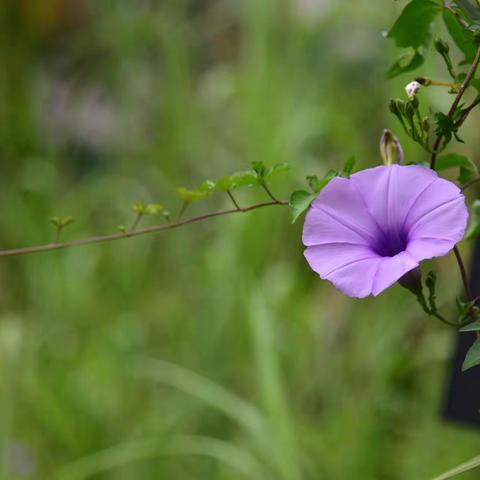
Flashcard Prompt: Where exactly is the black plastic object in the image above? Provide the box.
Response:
[443,237,480,426]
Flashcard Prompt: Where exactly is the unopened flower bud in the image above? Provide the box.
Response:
[434,37,449,55]
[398,267,422,294]
[405,80,421,98]
[415,76,431,86]
[380,129,404,165]
[389,98,405,117]
[421,116,430,132]
[405,101,415,119]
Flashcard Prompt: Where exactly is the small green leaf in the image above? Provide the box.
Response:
[60,216,75,227]
[304,169,338,195]
[230,171,258,189]
[462,338,480,371]
[339,156,355,178]
[162,210,171,222]
[199,179,217,192]
[466,200,480,239]
[176,187,210,202]
[264,162,290,179]
[434,112,460,146]
[386,50,425,79]
[200,177,232,192]
[387,0,441,49]
[251,161,266,179]
[290,190,316,224]
[460,318,480,332]
[435,153,478,183]
[442,10,477,64]
[50,216,75,228]
[144,203,164,215]
[132,202,147,214]
[318,169,337,190]
[456,296,479,324]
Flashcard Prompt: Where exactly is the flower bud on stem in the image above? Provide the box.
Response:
[380,129,403,165]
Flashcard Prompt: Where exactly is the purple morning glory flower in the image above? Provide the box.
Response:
[302,164,468,298]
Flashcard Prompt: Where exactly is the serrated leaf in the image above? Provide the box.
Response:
[434,112,459,146]
[435,153,478,183]
[387,0,441,49]
[386,50,424,78]
[442,10,477,64]
[462,337,480,371]
[290,190,316,224]
[460,319,480,331]
[176,187,210,202]
[466,200,480,239]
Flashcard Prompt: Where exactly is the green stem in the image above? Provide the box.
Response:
[0,200,288,258]
[226,190,243,211]
[430,44,480,169]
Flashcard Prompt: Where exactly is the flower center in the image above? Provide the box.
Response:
[372,227,408,258]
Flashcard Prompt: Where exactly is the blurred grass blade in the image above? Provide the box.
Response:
[56,435,264,480]
[433,454,480,480]
[132,357,268,438]
[248,292,302,480]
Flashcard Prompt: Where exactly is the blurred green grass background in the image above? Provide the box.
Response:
[0,0,479,479]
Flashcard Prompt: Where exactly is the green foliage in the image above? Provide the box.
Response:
[252,161,290,182]
[459,317,480,331]
[289,190,317,224]
[435,153,478,183]
[387,0,441,49]
[176,187,211,203]
[386,50,424,78]
[455,0,480,22]
[434,36,457,78]
[456,296,479,324]
[462,337,480,371]
[132,202,164,215]
[442,10,477,64]
[434,112,463,146]
[290,158,354,224]
[50,216,75,229]
[306,169,336,193]
[4,1,480,478]
[466,200,480,239]
[339,156,356,178]
[200,163,288,194]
